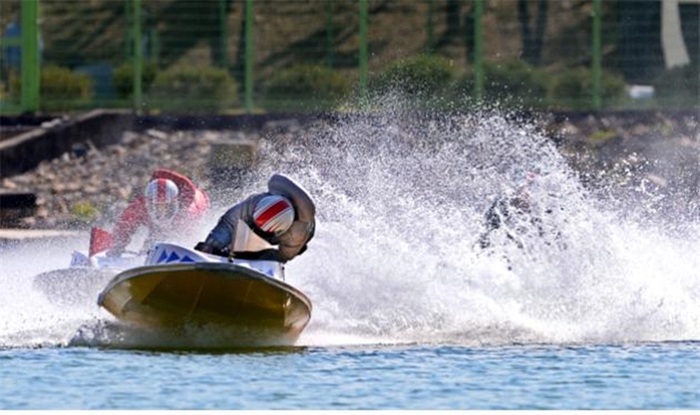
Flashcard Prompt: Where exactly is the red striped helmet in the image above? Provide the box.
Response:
[144,178,179,224]
[253,195,295,235]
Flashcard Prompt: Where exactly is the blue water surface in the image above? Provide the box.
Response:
[1,342,699,410]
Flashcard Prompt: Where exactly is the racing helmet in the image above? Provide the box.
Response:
[144,178,180,224]
[253,194,295,235]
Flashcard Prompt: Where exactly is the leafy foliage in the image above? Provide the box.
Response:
[112,62,159,98]
[483,60,549,106]
[71,201,98,222]
[373,55,457,97]
[149,65,238,112]
[10,65,92,100]
[263,64,352,110]
[41,65,93,99]
[549,67,627,109]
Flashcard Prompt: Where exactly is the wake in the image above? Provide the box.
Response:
[251,110,700,346]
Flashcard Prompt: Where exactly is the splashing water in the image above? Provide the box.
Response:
[1,109,698,349]
[248,110,700,346]
[0,237,106,347]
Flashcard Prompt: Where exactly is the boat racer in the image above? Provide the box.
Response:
[478,169,564,251]
[106,168,210,257]
[195,173,315,263]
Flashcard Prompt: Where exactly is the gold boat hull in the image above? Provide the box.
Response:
[97,262,312,347]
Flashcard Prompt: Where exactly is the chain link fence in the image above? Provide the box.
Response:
[1,0,698,114]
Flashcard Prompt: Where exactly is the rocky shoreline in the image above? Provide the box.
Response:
[1,111,698,230]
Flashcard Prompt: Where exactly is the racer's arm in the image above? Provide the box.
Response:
[110,197,147,254]
[195,201,245,256]
[277,220,315,262]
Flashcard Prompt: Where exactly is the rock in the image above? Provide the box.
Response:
[52,183,65,194]
[145,129,169,140]
[2,179,17,189]
[117,186,132,200]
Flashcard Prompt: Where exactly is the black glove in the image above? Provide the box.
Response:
[194,241,214,254]
[195,242,228,257]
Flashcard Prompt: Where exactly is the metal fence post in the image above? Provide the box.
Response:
[21,0,40,113]
[245,0,254,112]
[592,0,602,110]
[133,0,143,112]
[473,0,484,102]
[359,0,368,104]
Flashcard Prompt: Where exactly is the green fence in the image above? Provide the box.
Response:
[0,0,698,114]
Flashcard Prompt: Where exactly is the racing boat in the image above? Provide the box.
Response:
[33,227,144,305]
[97,242,313,347]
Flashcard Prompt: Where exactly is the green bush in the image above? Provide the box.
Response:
[652,63,700,108]
[263,64,351,110]
[548,67,627,109]
[483,60,549,107]
[0,79,8,100]
[112,62,159,98]
[71,201,98,222]
[149,65,237,112]
[10,65,92,101]
[41,65,93,99]
[9,65,93,110]
[372,55,457,97]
